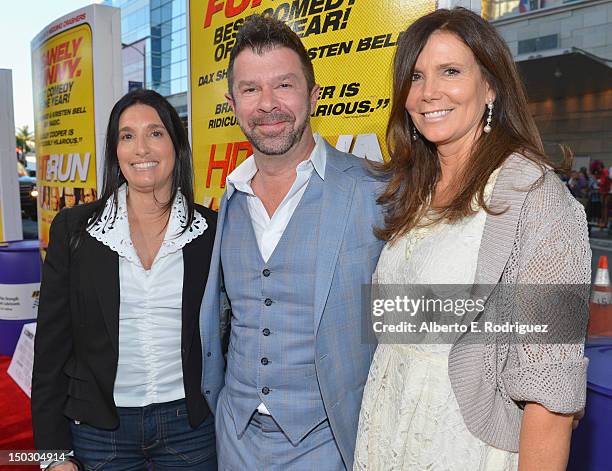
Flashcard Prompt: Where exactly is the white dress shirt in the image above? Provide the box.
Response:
[86,185,207,407]
[225,133,327,414]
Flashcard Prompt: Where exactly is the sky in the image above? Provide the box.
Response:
[0,0,104,134]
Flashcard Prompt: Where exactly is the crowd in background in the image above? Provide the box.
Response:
[566,160,612,229]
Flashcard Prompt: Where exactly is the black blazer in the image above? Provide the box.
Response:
[31,201,217,450]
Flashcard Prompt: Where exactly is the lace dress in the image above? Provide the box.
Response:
[354,173,519,471]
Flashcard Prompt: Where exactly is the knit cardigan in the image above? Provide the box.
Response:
[447,153,591,452]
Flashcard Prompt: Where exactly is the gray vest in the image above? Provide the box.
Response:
[221,175,327,445]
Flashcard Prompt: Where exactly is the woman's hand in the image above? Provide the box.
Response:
[518,402,574,471]
[572,408,584,429]
[48,461,78,471]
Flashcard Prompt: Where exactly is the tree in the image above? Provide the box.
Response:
[16,125,34,154]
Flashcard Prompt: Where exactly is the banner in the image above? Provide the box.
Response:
[0,283,39,321]
[188,0,437,209]
[31,5,122,250]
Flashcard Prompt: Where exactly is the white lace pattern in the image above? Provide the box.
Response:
[86,185,207,267]
[354,169,518,470]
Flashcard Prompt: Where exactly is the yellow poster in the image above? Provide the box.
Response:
[32,23,97,249]
[189,0,436,209]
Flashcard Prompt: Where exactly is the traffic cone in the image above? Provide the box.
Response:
[589,256,612,338]
[591,256,612,305]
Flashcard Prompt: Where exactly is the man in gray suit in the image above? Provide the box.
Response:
[200,14,384,470]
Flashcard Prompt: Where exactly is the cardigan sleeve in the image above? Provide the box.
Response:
[500,171,591,414]
[31,209,74,450]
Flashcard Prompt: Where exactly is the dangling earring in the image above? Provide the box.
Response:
[484,101,494,133]
[412,126,418,141]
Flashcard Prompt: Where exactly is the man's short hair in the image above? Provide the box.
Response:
[227,14,315,94]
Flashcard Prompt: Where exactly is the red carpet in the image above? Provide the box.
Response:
[0,356,36,470]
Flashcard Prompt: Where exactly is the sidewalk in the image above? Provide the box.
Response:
[20,218,37,240]
[590,223,612,246]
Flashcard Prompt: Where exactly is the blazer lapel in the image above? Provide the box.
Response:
[182,239,200,359]
[89,237,120,354]
[313,145,356,334]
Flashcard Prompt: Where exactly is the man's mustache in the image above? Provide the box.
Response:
[249,112,295,126]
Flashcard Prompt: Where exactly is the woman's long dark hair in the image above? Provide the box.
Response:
[376,7,568,242]
[76,89,195,246]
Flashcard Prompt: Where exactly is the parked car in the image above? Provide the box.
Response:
[18,161,38,220]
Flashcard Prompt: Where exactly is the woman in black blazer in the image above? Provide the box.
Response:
[32,89,217,470]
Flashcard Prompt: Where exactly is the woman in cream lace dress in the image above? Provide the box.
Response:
[354,8,590,471]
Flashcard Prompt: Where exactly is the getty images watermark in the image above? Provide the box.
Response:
[372,295,549,334]
[361,284,590,345]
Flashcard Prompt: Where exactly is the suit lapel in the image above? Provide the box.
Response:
[313,145,355,334]
[89,237,120,354]
[201,196,228,340]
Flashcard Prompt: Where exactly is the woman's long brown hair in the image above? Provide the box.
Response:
[376,8,567,243]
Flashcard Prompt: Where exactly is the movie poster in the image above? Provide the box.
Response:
[188,0,437,209]
[31,5,121,250]
[32,22,97,248]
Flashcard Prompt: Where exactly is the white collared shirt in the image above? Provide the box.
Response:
[87,185,207,407]
[225,133,327,414]
[226,133,326,263]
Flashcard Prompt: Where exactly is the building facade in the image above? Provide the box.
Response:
[485,0,612,167]
[104,0,188,119]
[105,0,611,166]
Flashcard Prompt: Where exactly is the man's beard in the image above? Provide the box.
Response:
[240,108,309,156]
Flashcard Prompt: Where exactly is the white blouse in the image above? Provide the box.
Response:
[87,185,207,407]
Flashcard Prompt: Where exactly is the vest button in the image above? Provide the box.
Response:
[264,298,272,306]
[261,357,269,365]
[263,268,271,277]
[262,386,270,395]
[262,328,270,336]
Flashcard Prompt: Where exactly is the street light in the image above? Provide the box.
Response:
[122,38,148,90]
